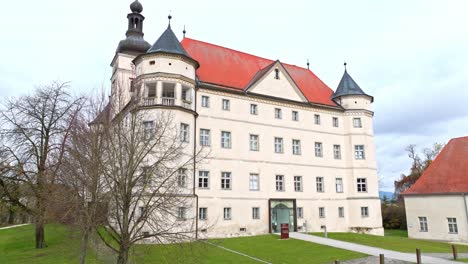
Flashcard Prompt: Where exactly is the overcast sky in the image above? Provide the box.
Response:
[1,0,467,192]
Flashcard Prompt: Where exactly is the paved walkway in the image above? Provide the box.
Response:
[0,223,29,230]
[289,232,464,264]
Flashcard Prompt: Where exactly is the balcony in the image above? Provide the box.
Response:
[162,97,175,106]
[140,97,192,110]
[142,97,156,106]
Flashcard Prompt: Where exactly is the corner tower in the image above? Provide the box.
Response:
[331,63,373,111]
[110,0,151,113]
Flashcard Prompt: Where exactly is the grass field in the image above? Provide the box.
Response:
[311,232,468,253]
[384,229,408,237]
[2,224,366,264]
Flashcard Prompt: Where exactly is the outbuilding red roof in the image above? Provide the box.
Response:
[181,38,337,107]
[403,136,468,195]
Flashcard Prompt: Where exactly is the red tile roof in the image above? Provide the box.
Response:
[403,136,468,195]
[181,38,337,107]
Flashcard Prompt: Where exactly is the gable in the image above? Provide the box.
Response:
[246,62,307,102]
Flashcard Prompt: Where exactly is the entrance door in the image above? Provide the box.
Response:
[269,199,296,233]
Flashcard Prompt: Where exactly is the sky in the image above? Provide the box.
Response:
[1,0,467,192]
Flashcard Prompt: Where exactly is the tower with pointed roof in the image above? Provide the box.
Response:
[331,64,373,111]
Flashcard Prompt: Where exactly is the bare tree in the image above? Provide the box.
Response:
[96,100,204,264]
[0,82,83,248]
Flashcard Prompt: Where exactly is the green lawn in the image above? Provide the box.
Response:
[459,258,468,263]
[384,229,408,237]
[2,224,367,264]
[311,232,468,253]
[0,224,108,264]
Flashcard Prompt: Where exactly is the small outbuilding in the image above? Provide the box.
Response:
[403,136,468,242]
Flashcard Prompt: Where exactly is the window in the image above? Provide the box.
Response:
[143,121,155,140]
[314,114,321,125]
[249,173,259,191]
[361,207,369,217]
[274,68,280,79]
[198,171,209,189]
[316,177,324,192]
[182,86,191,101]
[250,134,259,151]
[274,108,282,119]
[319,207,325,218]
[178,168,187,187]
[355,145,365,159]
[276,175,284,191]
[297,207,303,219]
[201,96,210,107]
[448,218,458,234]
[336,178,343,193]
[338,207,345,218]
[199,207,207,220]
[292,139,301,155]
[294,176,303,192]
[274,137,284,153]
[147,83,156,97]
[332,117,339,127]
[162,83,175,98]
[180,123,189,142]
[357,178,367,192]
[315,142,323,157]
[419,217,428,232]
[353,117,362,128]
[252,207,260,219]
[333,145,341,159]
[222,99,230,111]
[250,104,258,115]
[139,206,146,217]
[292,111,299,121]
[221,172,232,190]
[149,60,155,65]
[200,129,210,146]
[223,207,232,220]
[221,131,231,148]
[177,207,187,220]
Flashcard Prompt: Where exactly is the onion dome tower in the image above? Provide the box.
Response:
[116,0,151,55]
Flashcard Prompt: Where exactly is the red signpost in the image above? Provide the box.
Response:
[280,223,289,239]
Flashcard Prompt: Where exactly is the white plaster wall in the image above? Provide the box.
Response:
[249,68,305,102]
[340,96,373,111]
[136,54,196,80]
[405,195,468,242]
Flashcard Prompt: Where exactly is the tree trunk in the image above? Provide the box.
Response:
[7,208,15,224]
[35,217,46,249]
[79,227,90,264]
[117,245,129,264]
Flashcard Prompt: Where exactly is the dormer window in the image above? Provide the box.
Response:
[274,69,280,80]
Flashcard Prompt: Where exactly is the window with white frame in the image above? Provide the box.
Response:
[338,207,345,218]
[294,176,303,192]
[292,139,301,155]
[250,104,258,115]
[314,114,321,125]
[274,137,284,153]
[222,99,230,111]
[353,117,362,128]
[178,168,187,187]
[249,173,259,191]
[319,207,325,218]
[143,121,155,140]
[297,207,303,219]
[292,111,299,121]
[221,131,231,148]
[448,218,458,234]
[333,145,341,159]
[223,207,232,220]
[200,129,210,146]
[355,145,365,159]
[201,95,210,107]
[419,217,428,232]
[275,108,282,119]
[357,178,367,192]
[199,207,207,220]
[336,178,343,193]
[252,207,260,219]
[276,175,284,191]
[180,123,189,142]
[316,177,324,192]
[250,134,259,151]
[182,86,191,101]
[198,171,209,189]
[177,207,187,220]
[147,83,156,97]
[221,172,232,190]
[361,207,369,217]
[315,142,323,157]
[332,117,339,127]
